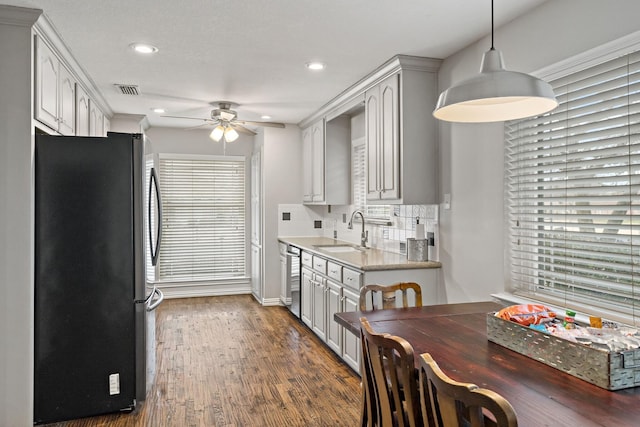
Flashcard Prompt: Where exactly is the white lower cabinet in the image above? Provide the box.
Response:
[341,287,361,372]
[301,265,313,328]
[312,274,327,341]
[326,279,343,355]
[300,250,363,372]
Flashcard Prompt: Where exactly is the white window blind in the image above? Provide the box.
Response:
[158,156,246,282]
[506,51,640,324]
[352,138,391,220]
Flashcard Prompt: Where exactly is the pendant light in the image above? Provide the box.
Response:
[433,0,558,123]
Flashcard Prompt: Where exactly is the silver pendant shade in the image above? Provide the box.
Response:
[433,2,558,123]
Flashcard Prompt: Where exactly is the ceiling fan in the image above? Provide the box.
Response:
[162,101,285,142]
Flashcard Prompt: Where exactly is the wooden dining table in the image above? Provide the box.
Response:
[334,301,640,427]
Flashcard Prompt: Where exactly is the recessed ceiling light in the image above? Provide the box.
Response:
[306,62,326,71]
[261,115,272,120]
[152,108,165,114]
[130,43,158,54]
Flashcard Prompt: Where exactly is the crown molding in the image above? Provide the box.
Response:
[0,5,42,27]
[298,54,442,128]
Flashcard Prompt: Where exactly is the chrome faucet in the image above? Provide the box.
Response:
[348,210,368,248]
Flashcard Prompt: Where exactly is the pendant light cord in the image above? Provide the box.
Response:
[491,0,495,50]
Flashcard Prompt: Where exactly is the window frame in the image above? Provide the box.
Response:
[155,153,248,284]
[505,42,640,326]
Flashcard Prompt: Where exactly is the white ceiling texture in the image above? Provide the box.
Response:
[5,0,547,127]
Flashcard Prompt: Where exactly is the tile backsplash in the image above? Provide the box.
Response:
[277,203,440,261]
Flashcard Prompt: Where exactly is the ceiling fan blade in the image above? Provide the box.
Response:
[184,122,214,131]
[236,120,285,128]
[231,123,257,136]
[161,115,212,122]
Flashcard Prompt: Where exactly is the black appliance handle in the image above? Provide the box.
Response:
[148,167,162,266]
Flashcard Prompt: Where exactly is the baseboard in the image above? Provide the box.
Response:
[158,282,252,299]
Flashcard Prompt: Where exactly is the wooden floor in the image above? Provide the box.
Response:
[45,295,362,427]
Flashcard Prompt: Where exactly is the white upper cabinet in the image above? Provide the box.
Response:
[302,116,350,205]
[35,36,76,135]
[366,73,399,201]
[366,61,440,204]
[299,55,441,206]
[75,83,90,136]
[35,34,110,137]
[302,119,325,203]
[88,99,104,137]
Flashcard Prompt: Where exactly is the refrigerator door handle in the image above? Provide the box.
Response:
[148,167,162,266]
[147,286,164,312]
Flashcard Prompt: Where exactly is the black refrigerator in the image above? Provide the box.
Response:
[34,132,163,424]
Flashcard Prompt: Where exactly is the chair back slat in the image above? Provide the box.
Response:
[360,317,422,427]
[359,282,423,311]
[418,353,518,427]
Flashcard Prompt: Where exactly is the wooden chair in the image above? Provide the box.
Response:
[418,353,518,427]
[360,317,422,427]
[359,282,423,311]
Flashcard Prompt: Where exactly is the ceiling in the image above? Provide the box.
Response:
[7,0,547,128]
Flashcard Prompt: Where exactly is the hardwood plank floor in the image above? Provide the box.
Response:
[44,295,362,427]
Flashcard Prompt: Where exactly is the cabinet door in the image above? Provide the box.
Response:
[250,151,262,245]
[75,84,90,136]
[326,279,343,354]
[312,274,326,341]
[35,38,60,131]
[251,244,262,300]
[366,73,400,201]
[301,266,313,327]
[57,65,76,135]
[378,74,399,200]
[342,287,361,372]
[310,121,325,202]
[103,116,111,136]
[89,100,104,137]
[365,87,380,199]
[302,128,314,202]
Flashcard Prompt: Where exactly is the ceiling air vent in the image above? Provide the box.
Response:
[114,84,139,95]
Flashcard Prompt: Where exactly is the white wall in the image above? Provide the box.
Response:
[145,126,254,157]
[0,6,41,426]
[144,127,255,296]
[437,0,640,303]
[261,126,302,300]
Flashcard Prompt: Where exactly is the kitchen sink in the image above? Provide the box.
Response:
[314,244,365,254]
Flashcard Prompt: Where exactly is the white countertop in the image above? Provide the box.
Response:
[278,236,441,272]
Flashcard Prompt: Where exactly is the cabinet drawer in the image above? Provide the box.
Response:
[301,251,313,268]
[312,256,327,275]
[342,268,362,290]
[327,261,342,282]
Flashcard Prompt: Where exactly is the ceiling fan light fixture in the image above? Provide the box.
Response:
[210,125,225,142]
[224,127,239,143]
[433,2,557,123]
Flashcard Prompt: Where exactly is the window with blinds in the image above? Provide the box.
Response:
[158,155,246,282]
[352,138,391,220]
[505,51,640,324]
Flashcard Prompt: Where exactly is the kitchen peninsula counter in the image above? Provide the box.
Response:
[278,236,441,271]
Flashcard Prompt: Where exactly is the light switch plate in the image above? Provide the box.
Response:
[444,193,451,210]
